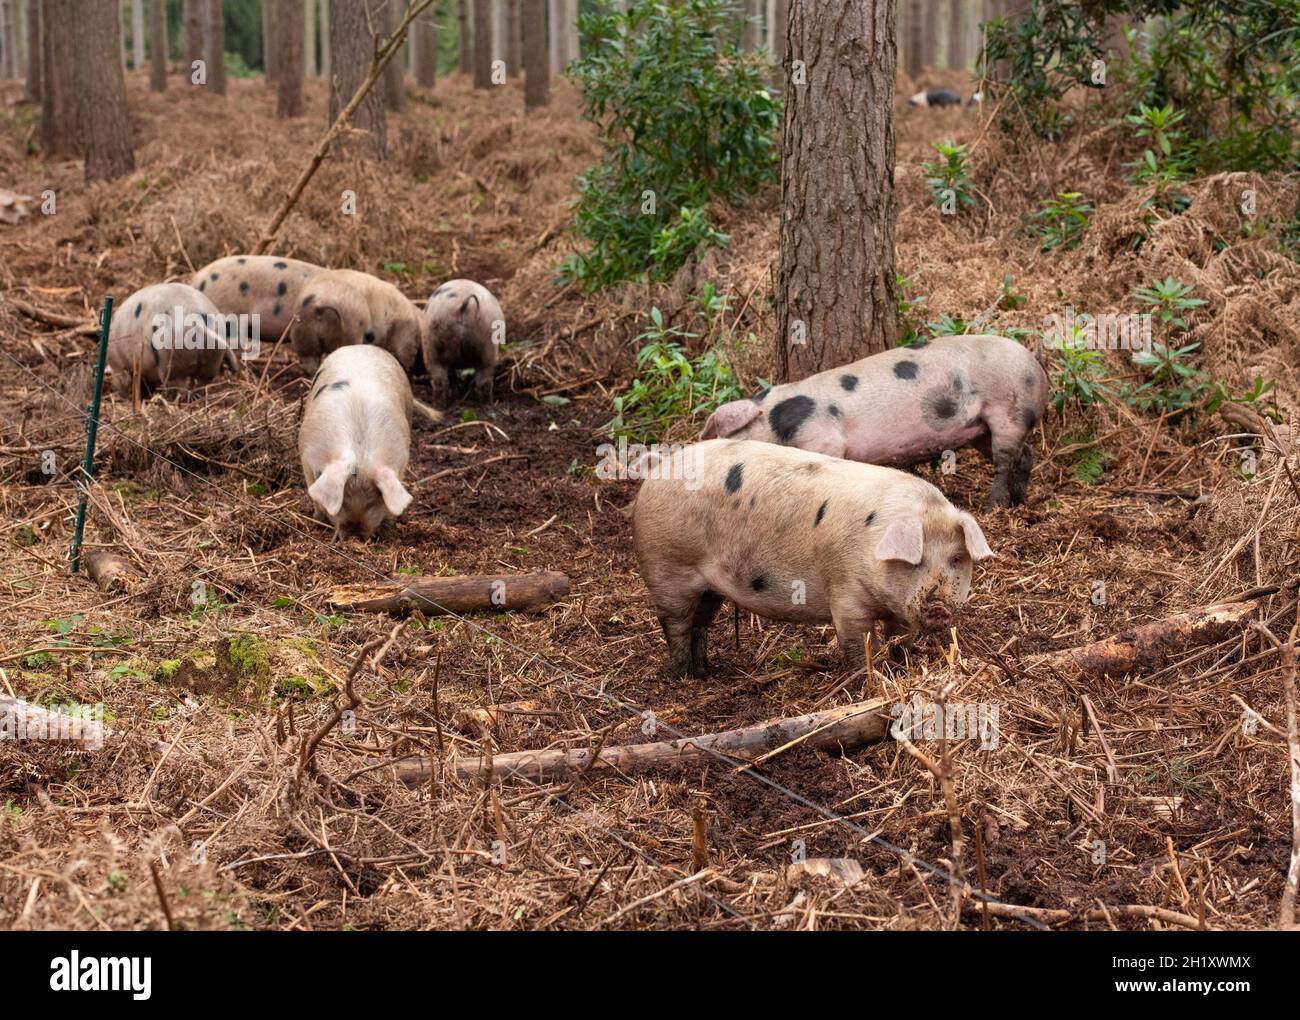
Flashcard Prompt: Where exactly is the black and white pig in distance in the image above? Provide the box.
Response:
[421,279,504,406]
[700,334,1048,508]
[191,255,324,343]
[632,440,993,678]
[289,269,422,376]
[105,283,227,396]
[298,345,414,539]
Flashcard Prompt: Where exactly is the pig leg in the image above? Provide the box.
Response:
[657,612,694,678]
[981,411,1032,509]
[830,595,874,671]
[689,591,724,677]
[472,367,494,404]
[1008,444,1034,505]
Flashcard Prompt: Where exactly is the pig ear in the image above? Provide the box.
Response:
[374,466,412,517]
[875,517,924,565]
[700,399,762,440]
[958,512,994,560]
[315,306,344,347]
[308,459,351,517]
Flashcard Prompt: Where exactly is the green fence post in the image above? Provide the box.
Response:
[70,295,114,575]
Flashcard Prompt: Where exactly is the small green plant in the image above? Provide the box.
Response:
[1135,277,1206,334]
[926,313,972,338]
[922,140,977,216]
[896,273,928,347]
[607,308,742,443]
[1049,326,1109,413]
[1205,376,1280,421]
[1062,431,1114,485]
[998,274,1028,311]
[694,283,732,338]
[1129,341,1212,417]
[1033,192,1092,252]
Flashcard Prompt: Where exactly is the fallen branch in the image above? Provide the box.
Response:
[969,900,1210,931]
[1028,601,1257,677]
[3,295,98,335]
[394,697,892,785]
[327,570,570,617]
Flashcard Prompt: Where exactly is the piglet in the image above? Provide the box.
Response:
[105,283,227,397]
[701,334,1047,508]
[421,279,503,406]
[192,255,324,344]
[289,269,422,375]
[632,439,993,677]
[298,345,414,538]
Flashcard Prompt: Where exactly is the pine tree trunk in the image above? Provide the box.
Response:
[262,0,277,84]
[740,0,758,52]
[472,0,491,88]
[183,0,202,83]
[319,0,329,78]
[771,0,786,62]
[40,0,74,153]
[1,0,15,77]
[275,0,303,116]
[904,0,922,79]
[207,0,225,93]
[522,0,546,108]
[412,0,435,87]
[547,0,558,72]
[947,0,963,71]
[328,0,385,157]
[67,0,135,180]
[130,0,144,68]
[505,0,519,76]
[776,0,897,380]
[24,0,39,102]
[458,0,471,73]
[383,0,405,109]
[305,0,316,77]
[148,0,165,90]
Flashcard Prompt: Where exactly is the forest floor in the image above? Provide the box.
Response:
[0,69,1298,930]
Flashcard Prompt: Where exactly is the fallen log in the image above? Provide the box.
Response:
[1028,601,1257,677]
[82,548,141,592]
[395,697,892,785]
[327,571,570,617]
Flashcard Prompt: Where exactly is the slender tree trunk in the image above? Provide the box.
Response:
[130,0,144,68]
[13,0,24,77]
[458,0,471,73]
[1,0,15,77]
[64,0,135,180]
[904,0,923,79]
[547,0,558,73]
[563,0,575,62]
[275,0,303,116]
[40,0,74,153]
[771,0,786,62]
[947,0,963,71]
[319,0,329,78]
[305,0,316,77]
[148,0,165,90]
[329,0,385,157]
[383,0,405,109]
[522,0,546,107]
[263,0,277,83]
[505,0,519,76]
[776,0,897,380]
[24,0,39,102]
[183,0,202,83]
[472,0,491,87]
[412,0,435,87]
[206,0,226,93]
[741,0,758,52]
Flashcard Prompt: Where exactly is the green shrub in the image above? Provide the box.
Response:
[561,0,781,291]
[1049,327,1109,413]
[922,140,977,216]
[607,308,743,442]
[1033,192,1092,252]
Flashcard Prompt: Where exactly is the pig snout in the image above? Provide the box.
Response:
[920,599,954,633]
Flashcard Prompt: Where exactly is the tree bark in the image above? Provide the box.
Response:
[412,0,435,87]
[304,0,316,77]
[776,0,897,381]
[771,0,786,62]
[183,0,202,83]
[472,0,491,88]
[905,0,923,79]
[148,0,166,91]
[326,571,571,616]
[206,0,226,94]
[262,0,277,83]
[70,0,135,180]
[457,0,471,73]
[130,0,144,68]
[740,0,758,52]
[563,0,575,62]
[947,0,963,71]
[39,0,75,153]
[383,0,406,110]
[329,0,385,157]
[504,0,519,76]
[23,0,39,102]
[547,0,557,72]
[522,0,547,108]
[275,0,303,117]
[319,0,329,78]
[1,0,13,78]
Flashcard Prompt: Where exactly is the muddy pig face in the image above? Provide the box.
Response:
[308,460,412,539]
[291,298,366,376]
[873,509,992,636]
